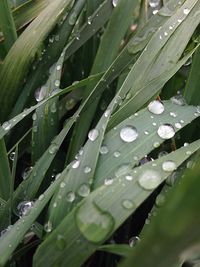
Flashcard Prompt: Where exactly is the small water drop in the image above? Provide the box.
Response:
[66,191,76,202]
[115,164,130,177]
[87,16,92,25]
[44,221,52,233]
[138,170,161,190]
[88,129,99,141]
[38,194,45,201]
[104,178,113,185]
[100,145,109,155]
[50,102,57,113]
[56,65,61,71]
[35,85,47,102]
[171,95,186,106]
[84,166,91,174]
[9,151,15,161]
[104,109,111,118]
[148,100,164,115]
[78,184,90,197]
[60,182,66,188]
[72,160,80,169]
[175,122,182,129]
[157,124,175,139]
[122,199,134,209]
[49,144,59,154]
[113,151,120,158]
[55,80,60,87]
[183,8,190,15]
[129,236,140,247]
[170,112,177,117]
[155,195,165,207]
[22,167,33,180]
[32,113,37,121]
[120,126,138,143]
[125,174,133,181]
[2,122,11,131]
[153,141,160,148]
[162,161,177,172]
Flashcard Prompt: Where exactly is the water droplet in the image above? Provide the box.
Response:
[157,124,175,139]
[17,201,34,217]
[72,160,80,169]
[22,167,33,180]
[170,112,177,118]
[158,151,168,157]
[148,100,164,115]
[155,195,165,207]
[78,183,90,197]
[87,16,92,25]
[104,109,111,118]
[55,80,60,87]
[148,0,160,7]
[50,102,57,113]
[38,194,45,201]
[104,178,113,185]
[76,201,114,243]
[112,0,118,7]
[84,166,91,174]
[56,65,61,71]
[115,164,130,177]
[129,236,140,247]
[65,98,76,110]
[153,9,158,15]
[32,113,37,121]
[44,221,52,233]
[60,182,66,188]
[175,122,182,129]
[122,199,134,209]
[125,174,133,181]
[162,161,177,172]
[144,131,149,135]
[66,191,76,202]
[120,126,138,143]
[9,152,15,161]
[138,170,161,190]
[114,151,120,158]
[153,141,160,148]
[183,8,190,15]
[100,145,109,155]
[171,95,186,106]
[35,85,47,102]
[88,129,99,141]
[2,122,11,131]
[56,234,66,250]
[53,202,57,208]
[49,144,58,154]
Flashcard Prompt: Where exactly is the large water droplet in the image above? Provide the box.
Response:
[17,201,34,217]
[148,100,164,115]
[157,124,175,139]
[78,184,90,197]
[120,126,138,142]
[162,161,177,172]
[138,170,161,190]
[75,201,114,243]
[88,129,99,141]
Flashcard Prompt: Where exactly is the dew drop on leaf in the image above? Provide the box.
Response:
[44,221,53,233]
[157,124,175,139]
[120,126,138,142]
[77,184,90,197]
[129,236,140,247]
[100,145,109,155]
[84,166,92,174]
[72,160,80,169]
[138,170,161,190]
[66,191,75,202]
[104,178,113,185]
[2,122,11,131]
[148,100,164,115]
[17,201,34,217]
[112,0,118,7]
[9,151,15,161]
[148,0,160,8]
[162,161,177,172]
[88,129,99,141]
[122,199,135,210]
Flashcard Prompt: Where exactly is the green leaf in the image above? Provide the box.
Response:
[119,157,200,267]
[99,244,133,257]
[0,0,74,121]
[0,175,63,267]
[33,140,200,267]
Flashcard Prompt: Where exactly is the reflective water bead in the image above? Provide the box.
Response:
[175,122,182,129]
[114,151,120,158]
[87,16,92,25]
[138,170,161,190]
[72,160,80,169]
[56,65,61,71]
[17,201,34,217]
[9,152,15,161]
[148,0,160,7]
[153,141,160,148]
[170,112,177,117]
[125,174,133,181]
[120,126,138,142]
[49,144,58,154]
[44,221,53,233]
[183,8,190,15]
[78,184,90,197]
[55,80,60,87]
[22,167,33,180]
[115,164,130,177]
[112,0,118,7]
[66,191,75,202]
[148,100,164,115]
[35,85,47,102]
[38,194,45,201]
[32,113,37,121]
[162,161,177,172]
[100,145,109,154]
[104,109,111,118]
[2,122,11,131]
[104,178,113,185]
[129,236,140,247]
[84,166,91,173]
[122,199,134,209]
[60,182,66,188]
[157,124,175,139]
[88,128,99,141]
[171,95,186,106]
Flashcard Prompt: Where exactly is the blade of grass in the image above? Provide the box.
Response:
[119,157,200,267]
[33,140,200,267]
[0,0,17,52]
